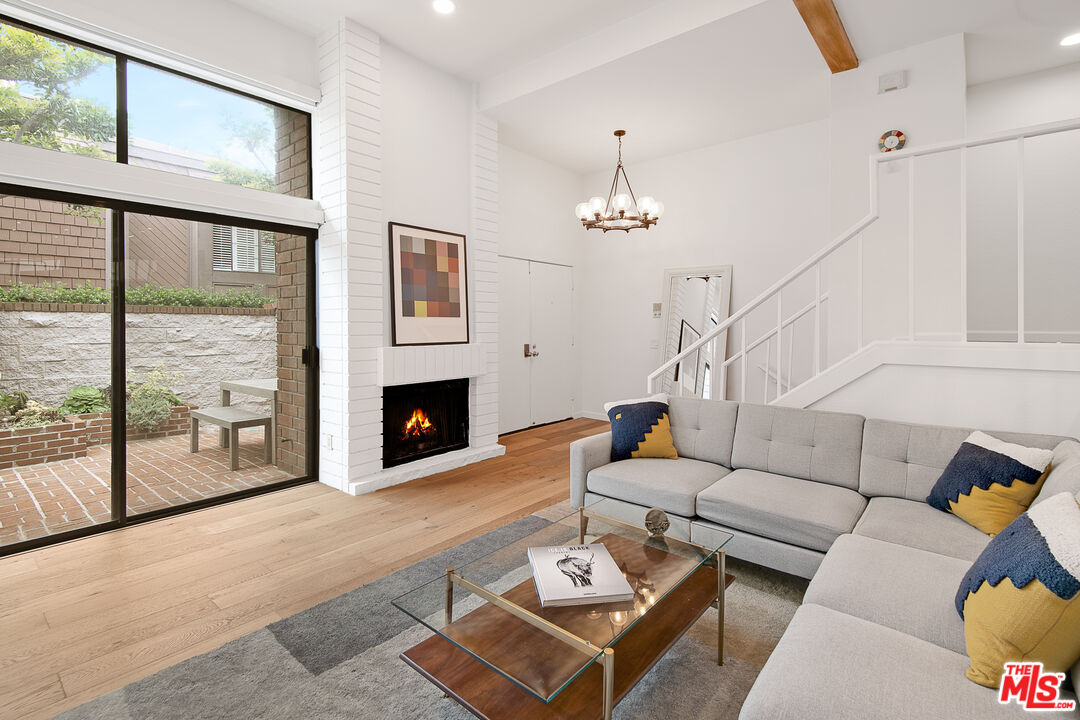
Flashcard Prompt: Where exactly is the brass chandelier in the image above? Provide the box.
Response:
[575,130,663,232]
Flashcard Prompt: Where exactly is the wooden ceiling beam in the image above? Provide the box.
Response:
[793,0,858,73]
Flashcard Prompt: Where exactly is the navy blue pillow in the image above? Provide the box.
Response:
[604,394,677,462]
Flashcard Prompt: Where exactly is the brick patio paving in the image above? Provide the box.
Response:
[0,426,293,546]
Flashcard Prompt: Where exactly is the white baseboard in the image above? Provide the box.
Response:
[576,410,608,422]
[346,443,506,496]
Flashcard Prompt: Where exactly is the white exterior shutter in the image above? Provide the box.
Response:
[233,227,258,272]
[259,231,276,274]
[212,224,232,270]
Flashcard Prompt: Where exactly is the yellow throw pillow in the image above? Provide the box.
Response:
[927,432,1053,535]
[956,491,1080,688]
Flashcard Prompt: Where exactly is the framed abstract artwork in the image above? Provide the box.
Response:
[388,222,469,346]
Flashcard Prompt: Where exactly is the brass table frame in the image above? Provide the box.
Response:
[440,504,727,720]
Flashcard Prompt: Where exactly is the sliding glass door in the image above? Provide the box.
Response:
[0,191,316,553]
[0,193,114,546]
[122,211,311,518]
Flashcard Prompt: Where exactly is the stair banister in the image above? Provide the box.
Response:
[647,115,1080,399]
[646,161,880,395]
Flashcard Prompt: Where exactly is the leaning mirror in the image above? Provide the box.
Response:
[659,266,732,399]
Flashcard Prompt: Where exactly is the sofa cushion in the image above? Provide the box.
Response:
[695,468,866,553]
[956,491,1080,688]
[586,458,729,517]
[860,418,1067,501]
[1035,440,1080,507]
[805,534,969,654]
[730,403,864,490]
[667,396,738,466]
[739,603,1072,720]
[853,496,989,561]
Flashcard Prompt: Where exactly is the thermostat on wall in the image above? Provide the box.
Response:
[878,70,908,94]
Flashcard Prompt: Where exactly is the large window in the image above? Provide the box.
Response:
[0,21,117,158]
[0,18,310,198]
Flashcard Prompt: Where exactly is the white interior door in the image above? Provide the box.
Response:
[528,262,573,426]
[499,257,532,434]
[498,258,574,433]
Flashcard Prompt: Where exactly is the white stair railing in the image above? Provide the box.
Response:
[647,116,1080,401]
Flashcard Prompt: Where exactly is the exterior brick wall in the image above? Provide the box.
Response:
[0,196,108,288]
[0,421,88,470]
[274,108,310,478]
[0,405,195,469]
[75,404,195,446]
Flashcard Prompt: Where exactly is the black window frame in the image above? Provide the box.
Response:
[0,181,319,558]
[0,14,313,199]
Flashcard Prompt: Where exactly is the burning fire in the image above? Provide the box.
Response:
[403,408,436,438]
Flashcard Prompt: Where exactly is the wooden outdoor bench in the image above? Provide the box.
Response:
[190,406,272,471]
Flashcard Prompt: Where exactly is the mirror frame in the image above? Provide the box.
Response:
[659,265,733,399]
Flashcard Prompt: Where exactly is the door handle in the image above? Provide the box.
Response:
[523,343,540,358]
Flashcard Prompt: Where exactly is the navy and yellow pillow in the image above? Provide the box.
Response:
[927,431,1053,535]
[955,490,1080,688]
[604,393,678,462]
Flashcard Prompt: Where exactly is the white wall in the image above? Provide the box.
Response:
[812,364,1080,439]
[575,120,831,415]
[966,63,1080,341]
[498,143,582,267]
[825,35,967,361]
[14,0,319,101]
[381,43,473,238]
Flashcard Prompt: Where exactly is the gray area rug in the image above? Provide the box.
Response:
[57,507,807,719]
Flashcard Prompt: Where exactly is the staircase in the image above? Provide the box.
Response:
[648,117,1080,432]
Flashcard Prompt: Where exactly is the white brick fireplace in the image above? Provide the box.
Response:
[315,21,503,496]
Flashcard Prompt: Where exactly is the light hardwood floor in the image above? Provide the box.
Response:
[0,418,607,720]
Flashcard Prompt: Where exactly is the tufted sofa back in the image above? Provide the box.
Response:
[730,404,865,490]
[667,397,739,466]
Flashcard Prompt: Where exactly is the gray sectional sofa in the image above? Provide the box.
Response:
[569,398,1080,719]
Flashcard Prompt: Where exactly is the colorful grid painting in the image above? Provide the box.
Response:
[398,235,461,318]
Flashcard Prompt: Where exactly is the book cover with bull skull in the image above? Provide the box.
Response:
[527,543,635,608]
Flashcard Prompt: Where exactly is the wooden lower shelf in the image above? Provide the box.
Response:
[401,566,734,720]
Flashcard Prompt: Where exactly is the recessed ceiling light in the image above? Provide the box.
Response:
[1061,32,1080,46]
[433,0,455,14]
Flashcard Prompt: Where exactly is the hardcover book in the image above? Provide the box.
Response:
[527,543,635,608]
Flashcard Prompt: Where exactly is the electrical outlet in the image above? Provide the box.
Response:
[652,302,663,319]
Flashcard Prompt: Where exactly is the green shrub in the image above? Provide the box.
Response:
[126,365,183,432]
[59,385,110,415]
[0,281,275,308]
[0,281,110,304]
[124,283,273,309]
[5,399,63,428]
[0,390,28,416]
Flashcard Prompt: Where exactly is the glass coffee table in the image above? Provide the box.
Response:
[393,498,734,720]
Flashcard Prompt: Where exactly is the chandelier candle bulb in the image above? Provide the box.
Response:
[577,130,662,232]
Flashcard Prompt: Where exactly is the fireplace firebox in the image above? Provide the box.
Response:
[382,379,469,469]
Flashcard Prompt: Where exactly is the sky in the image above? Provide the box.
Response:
[74,61,277,173]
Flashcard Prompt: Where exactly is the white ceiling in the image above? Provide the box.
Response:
[490,0,829,174]
[835,0,1080,86]
[228,0,1080,173]
[225,0,662,82]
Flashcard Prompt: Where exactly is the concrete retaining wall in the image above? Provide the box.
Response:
[0,307,276,411]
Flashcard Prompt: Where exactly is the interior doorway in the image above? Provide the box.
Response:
[498,257,574,434]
